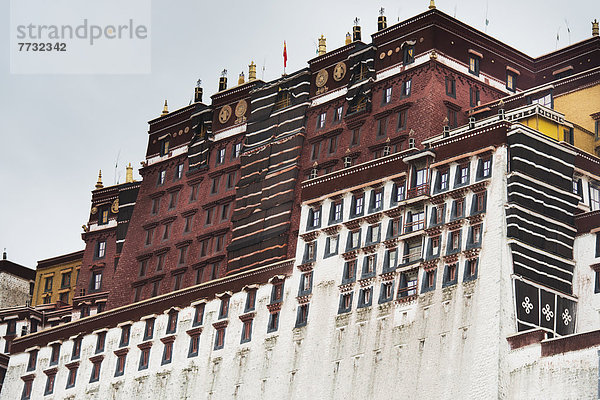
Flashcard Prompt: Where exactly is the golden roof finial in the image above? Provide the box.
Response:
[345,32,352,45]
[318,35,326,56]
[238,72,245,85]
[161,100,169,116]
[593,19,599,37]
[249,61,257,81]
[429,0,436,10]
[95,170,104,189]
[125,163,134,183]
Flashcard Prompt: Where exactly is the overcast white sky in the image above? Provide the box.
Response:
[0,0,597,269]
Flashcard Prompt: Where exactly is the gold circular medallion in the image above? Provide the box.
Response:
[379,52,385,59]
[316,69,328,88]
[333,62,346,81]
[91,206,98,215]
[235,100,247,118]
[178,129,183,136]
[219,105,232,124]
[387,50,393,56]
[395,47,400,53]
[111,199,119,213]
[184,126,190,133]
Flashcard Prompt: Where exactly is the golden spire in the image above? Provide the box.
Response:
[95,170,104,189]
[318,35,326,56]
[125,163,134,183]
[345,32,352,45]
[429,0,436,10]
[249,61,257,81]
[593,20,599,37]
[161,100,169,116]
[238,72,245,85]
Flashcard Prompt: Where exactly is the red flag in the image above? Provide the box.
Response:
[283,41,288,68]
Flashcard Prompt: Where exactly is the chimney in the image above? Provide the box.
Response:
[249,61,257,81]
[378,8,387,31]
[469,117,476,129]
[353,18,361,42]
[345,32,352,46]
[318,35,326,56]
[2,249,6,260]
[125,163,134,183]
[194,79,203,103]
[238,72,245,85]
[95,170,104,189]
[218,69,228,91]
[593,19,599,37]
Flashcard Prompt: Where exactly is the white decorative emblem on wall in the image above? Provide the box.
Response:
[562,309,572,326]
[542,304,553,321]
[522,297,534,314]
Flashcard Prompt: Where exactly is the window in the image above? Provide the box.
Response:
[304,241,316,262]
[310,142,320,161]
[456,164,470,187]
[44,372,56,395]
[403,44,414,64]
[591,186,600,211]
[72,337,82,360]
[339,292,353,313]
[160,139,170,156]
[430,205,445,226]
[138,346,150,370]
[436,169,449,192]
[162,340,174,365]
[27,350,38,372]
[350,128,360,147]
[295,304,309,327]
[143,318,155,341]
[95,332,106,354]
[299,272,313,295]
[367,224,381,244]
[351,194,364,217]
[379,282,394,304]
[241,319,253,343]
[214,235,224,252]
[384,248,398,272]
[447,108,458,128]
[383,87,392,104]
[168,191,178,209]
[406,211,424,233]
[358,287,373,308]
[469,55,480,76]
[397,109,407,130]
[362,254,376,278]
[470,87,480,107]
[328,136,338,154]
[347,230,361,251]
[472,192,486,214]
[317,112,327,129]
[90,359,102,382]
[563,128,574,145]
[330,201,343,223]
[370,189,383,212]
[44,276,53,292]
[343,260,357,283]
[96,241,106,258]
[59,291,69,304]
[145,227,154,245]
[453,198,465,219]
[189,183,200,202]
[66,365,78,388]
[271,282,284,303]
[446,77,456,97]
[464,258,478,281]
[166,311,178,334]
[91,271,102,292]
[469,224,482,248]
[392,182,405,204]
[216,148,226,165]
[506,71,517,91]
[448,230,461,253]
[398,271,418,298]
[155,253,165,271]
[115,352,127,377]
[172,273,183,291]
[233,142,242,158]
[188,333,201,357]
[21,378,33,399]
[158,169,166,185]
[193,303,205,326]
[174,163,184,180]
[226,172,236,190]
[80,305,90,318]
[531,93,552,108]
[422,269,436,293]
[151,197,161,214]
[443,264,458,287]
[324,235,339,257]
[183,215,194,233]
[403,240,422,264]
[99,206,109,225]
[211,177,220,194]
[267,312,279,333]
[308,207,321,229]
[334,106,343,122]
[244,290,256,312]
[388,218,402,238]
[428,236,440,258]
[377,117,387,137]
[162,222,172,240]
[477,157,492,180]
[120,325,131,347]
[219,297,230,319]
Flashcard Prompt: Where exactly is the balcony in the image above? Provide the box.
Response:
[407,183,429,199]
[404,219,424,234]
[402,249,422,265]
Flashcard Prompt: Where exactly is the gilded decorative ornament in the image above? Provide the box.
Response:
[219,105,232,124]
[91,206,98,215]
[111,199,119,213]
[316,69,328,87]
[333,62,347,81]
[235,100,247,118]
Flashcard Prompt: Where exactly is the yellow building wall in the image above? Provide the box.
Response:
[522,115,562,141]
[555,84,600,155]
[32,259,81,306]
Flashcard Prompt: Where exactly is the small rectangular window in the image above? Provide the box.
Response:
[397,109,407,131]
[310,142,320,161]
[339,292,353,313]
[317,112,327,129]
[506,71,517,91]
[90,360,102,382]
[160,139,170,156]
[334,106,343,122]
[328,136,338,154]
[377,117,387,137]
[350,129,360,147]
[143,318,155,341]
[158,169,166,185]
[188,334,200,357]
[175,163,184,180]
[44,373,56,395]
[66,366,78,388]
[267,312,279,333]
[469,87,480,107]
[96,241,106,258]
[590,186,600,211]
[216,148,226,165]
[383,87,392,104]
[343,260,357,282]
[358,287,373,308]
[245,290,256,312]
[403,45,414,64]
[218,297,230,319]
[95,332,106,354]
[469,55,480,76]
[211,177,220,194]
[115,354,127,377]
[120,325,131,347]
[402,79,412,97]
[241,319,253,343]
[151,197,161,214]
[446,77,456,97]
[233,142,242,158]
[193,304,205,326]
[295,304,309,327]
[139,348,150,370]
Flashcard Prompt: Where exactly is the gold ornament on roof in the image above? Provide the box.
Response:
[91,206,98,215]
[95,170,103,189]
[219,105,232,124]
[333,62,346,81]
[111,199,119,213]
[316,69,328,88]
[235,100,248,124]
